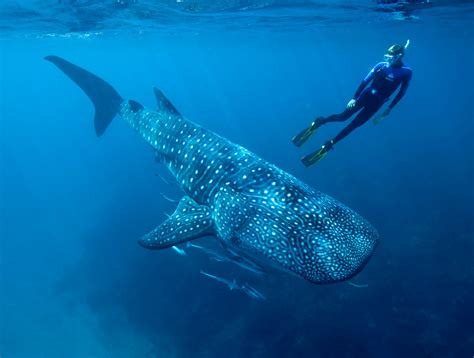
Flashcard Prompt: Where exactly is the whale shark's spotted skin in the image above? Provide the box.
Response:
[120,99,379,284]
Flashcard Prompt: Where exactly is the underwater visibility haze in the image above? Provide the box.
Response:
[1,1,474,357]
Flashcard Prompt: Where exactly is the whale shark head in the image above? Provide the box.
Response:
[214,182,379,285]
[300,198,379,284]
[261,197,377,284]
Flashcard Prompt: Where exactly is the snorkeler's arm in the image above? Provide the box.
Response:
[353,62,385,99]
[353,80,368,99]
[388,70,412,109]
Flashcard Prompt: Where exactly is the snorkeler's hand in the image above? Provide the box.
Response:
[373,108,391,125]
[346,99,357,109]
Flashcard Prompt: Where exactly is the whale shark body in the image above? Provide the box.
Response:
[46,56,379,284]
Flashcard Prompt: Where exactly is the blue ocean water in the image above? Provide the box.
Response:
[1,1,473,357]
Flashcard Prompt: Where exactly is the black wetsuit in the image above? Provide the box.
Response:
[322,61,412,144]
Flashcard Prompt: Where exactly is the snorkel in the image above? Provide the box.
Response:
[404,39,410,51]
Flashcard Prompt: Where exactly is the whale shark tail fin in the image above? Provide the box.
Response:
[45,55,123,137]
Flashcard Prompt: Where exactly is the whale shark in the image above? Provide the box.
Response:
[45,55,379,284]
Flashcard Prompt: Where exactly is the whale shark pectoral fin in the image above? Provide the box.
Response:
[138,196,215,250]
[153,87,181,117]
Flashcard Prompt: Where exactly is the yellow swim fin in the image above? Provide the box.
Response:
[301,140,334,167]
[292,117,324,147]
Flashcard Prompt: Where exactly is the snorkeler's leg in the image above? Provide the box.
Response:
[320,105,359,124]
[320,96,367,124]
[301,102,381,167]
[292,104,360,147]
[331,102,382,144]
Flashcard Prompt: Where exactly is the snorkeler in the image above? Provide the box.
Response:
[293,40,412,167]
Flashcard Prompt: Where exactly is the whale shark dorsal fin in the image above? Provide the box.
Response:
[138,196,215,249]
[153,87,181,117]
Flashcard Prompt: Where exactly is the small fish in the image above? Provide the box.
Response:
[160,193,178,203]
[224,248,267,277]
[188,243,267,277]
[171,246,187,256]
[242,283,266,300]
[155,172,171,185]
[347,281,369,288]
[200,271,266,300]
[200,270,239,290]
